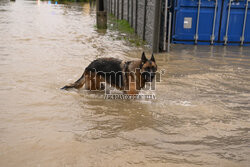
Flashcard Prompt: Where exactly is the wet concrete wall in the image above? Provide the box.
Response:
[145,0,155,47]
[107,0,159,50]
[137,0,145,39]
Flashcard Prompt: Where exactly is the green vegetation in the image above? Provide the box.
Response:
[108,14,146,47]
[110,17,134,34]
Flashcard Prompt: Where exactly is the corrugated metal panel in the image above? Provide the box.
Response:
[172,0,250,46]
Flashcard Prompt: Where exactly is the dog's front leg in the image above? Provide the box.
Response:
[124,81,139,95]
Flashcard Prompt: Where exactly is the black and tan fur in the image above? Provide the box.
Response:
[61,52,157,95]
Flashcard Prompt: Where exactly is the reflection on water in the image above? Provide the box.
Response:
[0,0,250,167]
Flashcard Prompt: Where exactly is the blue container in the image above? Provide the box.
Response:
[220,0,250,45]
[172,0,250,46]
[172,0,222,45]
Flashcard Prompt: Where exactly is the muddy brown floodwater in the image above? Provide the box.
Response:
[0,0,250,167]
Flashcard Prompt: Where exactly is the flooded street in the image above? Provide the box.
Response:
[0,0,250,166]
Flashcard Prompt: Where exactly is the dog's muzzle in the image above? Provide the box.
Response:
[143,72,155,82]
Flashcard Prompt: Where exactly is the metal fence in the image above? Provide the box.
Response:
[106,0,166,53]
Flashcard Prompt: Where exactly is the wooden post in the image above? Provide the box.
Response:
[96,0,99,11]
[96,0,107,29]
[152,0,162,53]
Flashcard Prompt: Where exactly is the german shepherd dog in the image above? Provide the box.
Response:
[61,52,157,95]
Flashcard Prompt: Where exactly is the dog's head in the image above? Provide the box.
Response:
[140,52,157,82]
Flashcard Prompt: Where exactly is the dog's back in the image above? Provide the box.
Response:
[85,58,123,73]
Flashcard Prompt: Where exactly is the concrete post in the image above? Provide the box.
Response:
[114,0,116,17]
[143,0,147,41]
[121,0,124,20]
[131,0,133,27]
[127,0,129,21]
[117,0,120,19]
[135,0,138,33]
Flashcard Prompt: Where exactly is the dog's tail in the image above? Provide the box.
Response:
[61,73,85,90]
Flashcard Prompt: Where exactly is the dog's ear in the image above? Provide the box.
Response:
[150,53,155,62]
[141,52,148,63]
